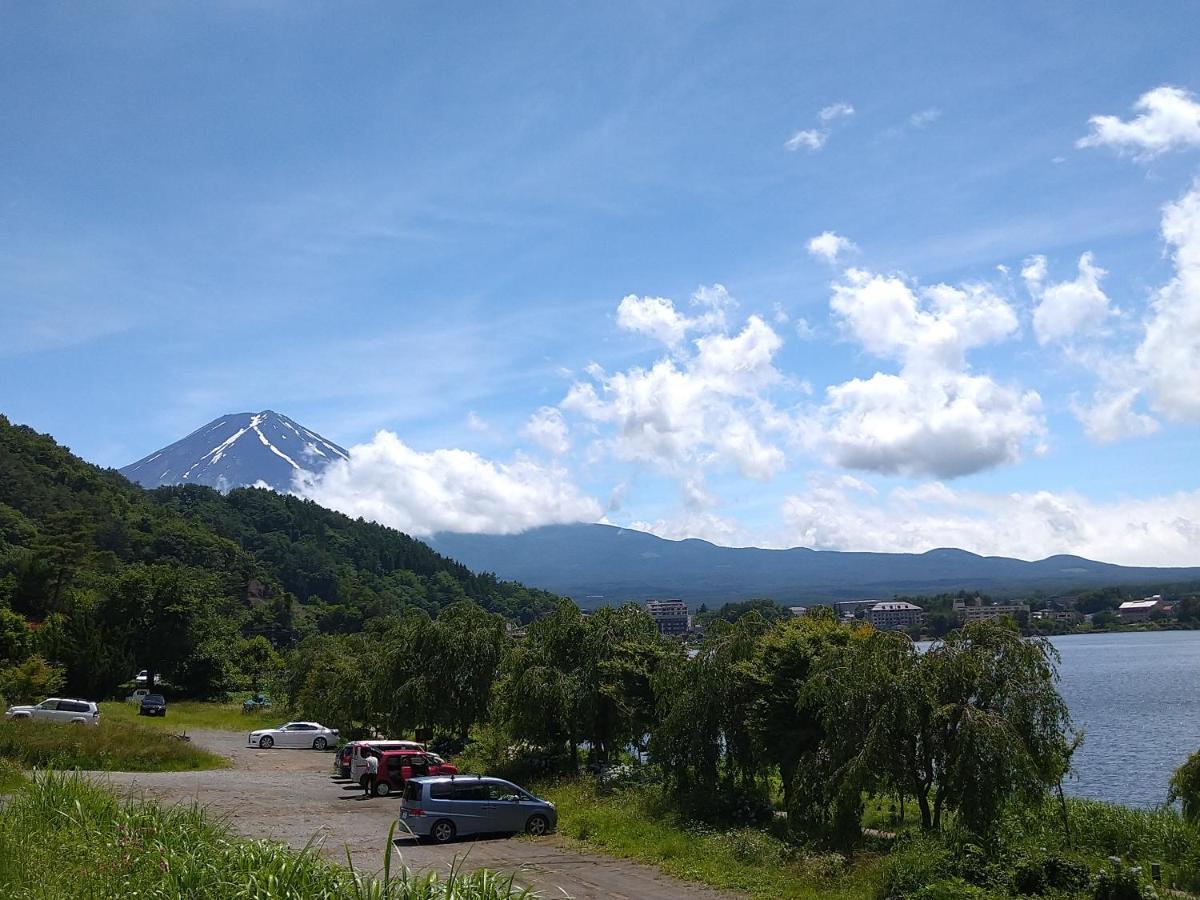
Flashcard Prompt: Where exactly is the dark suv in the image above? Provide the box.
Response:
[138,694,167,717]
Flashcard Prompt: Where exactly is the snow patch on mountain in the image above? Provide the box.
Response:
[120,410,348,493]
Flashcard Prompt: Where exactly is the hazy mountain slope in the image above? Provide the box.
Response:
[120,410,347,493]
[429,523,1200,606]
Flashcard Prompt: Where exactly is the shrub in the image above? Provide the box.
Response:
[909,877,995,900]
[1168,749,1200,824]
[1012,853,1090,895]
[879,832,954,899]
[1091,860,1157,900]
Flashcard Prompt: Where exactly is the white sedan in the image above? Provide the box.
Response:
[248,721,338,750]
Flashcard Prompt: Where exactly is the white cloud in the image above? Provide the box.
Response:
[465,411,489,432]
[785,102,855,152]
[909,108,942,128]
[781,476,1200,568]
[807,231,856,264]
[615,284,735,346]
[296,431,600,535]
[828,270,1019,371]
[819,102,855,122]
[523,406,570,455]
[814,268,1043,478]
[1136,180,1200,422]
[1070,389,1159,443]
[820,371,1043,478]
[794,317,818,340]
[1024,251,1115,344]
[562,295,789,481]
[785,128,826,152]
[1077,85,1200,159]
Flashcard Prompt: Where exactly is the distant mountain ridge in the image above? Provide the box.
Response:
[429,523,1200,607]
[121,410,347,493]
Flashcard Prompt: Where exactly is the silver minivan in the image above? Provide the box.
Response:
[398,775,557,843]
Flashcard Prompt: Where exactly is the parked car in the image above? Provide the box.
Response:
[247,721,338,750]
[242,693,272,713]
[138,694,167,717]
[348,739,425,783]
[4,698,100,726]
[126,688,151,705]
[134,670,159,685]
[371,751,459,796]
[398,776,556,843]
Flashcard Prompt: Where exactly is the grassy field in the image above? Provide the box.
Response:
[0,758,24,793]
[99,699,286,733]
[0,770,536,899]
[539,779,884,900]
[0,719,227,771]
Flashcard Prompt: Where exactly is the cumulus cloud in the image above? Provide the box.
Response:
[1070,389,1159,443]
[781,476,1200,568]
[1077,86,1200,159]
[296,431,600,535]
[1024,251,1115,344]
[813,268,1043,478]
[523,406,570,455]
[1136,180,1200,421]
[807,231,857,264]
[563,290,789,481]
[615,284,735,346]
[785,101,855,152]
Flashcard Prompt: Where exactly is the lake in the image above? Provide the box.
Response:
[1052,630,1200,808]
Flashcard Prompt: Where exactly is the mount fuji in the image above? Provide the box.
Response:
[120,410,348,493]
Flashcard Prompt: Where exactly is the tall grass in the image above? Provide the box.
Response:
[541,777,883,900]
[0,771,540,899]
[0,719,227,771]
[99,700,286,733]
[0,758,24,793]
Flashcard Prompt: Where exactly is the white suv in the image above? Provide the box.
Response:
[5,698,100,725]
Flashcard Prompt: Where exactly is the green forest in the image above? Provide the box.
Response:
[0,414,559,702]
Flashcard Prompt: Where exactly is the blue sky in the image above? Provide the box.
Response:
[3,2,1200,564]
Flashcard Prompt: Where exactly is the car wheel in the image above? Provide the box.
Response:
[259,736,274,749]
[525,814,550,837]
[374,781,391,797]
[313,737,327,751]
[430,820,456,844]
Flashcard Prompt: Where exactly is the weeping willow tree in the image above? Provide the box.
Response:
[813,620,1076,838]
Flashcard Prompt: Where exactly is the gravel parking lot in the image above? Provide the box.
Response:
[96,730,736,900]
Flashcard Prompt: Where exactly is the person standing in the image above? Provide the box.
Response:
[362,750,379,797]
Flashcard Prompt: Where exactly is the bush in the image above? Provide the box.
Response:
[1012,853,1090,895]
[1091,860,1157,900]
[879,833,954,899]
[1168,749,1200,824]
[908,878,996,900]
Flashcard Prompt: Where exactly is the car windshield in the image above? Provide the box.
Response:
[144,695,165,703]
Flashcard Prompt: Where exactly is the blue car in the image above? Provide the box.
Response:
[398,775,557,843]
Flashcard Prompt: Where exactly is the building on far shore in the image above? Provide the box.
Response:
[1117,595,1170,623]
[867,601,925,630]
[645,599,690,636]
[788,606,808,617]
[953,599,1029,623]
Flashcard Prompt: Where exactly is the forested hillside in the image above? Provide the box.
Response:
[0,414,560,699]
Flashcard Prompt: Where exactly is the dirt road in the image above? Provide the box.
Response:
[96,730,737,900]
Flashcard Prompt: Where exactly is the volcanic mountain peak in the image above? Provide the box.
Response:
[120,410,347,493]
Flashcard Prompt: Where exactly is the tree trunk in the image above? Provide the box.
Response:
[916,790,933,830]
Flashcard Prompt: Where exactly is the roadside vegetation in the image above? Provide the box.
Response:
[98,699,283,733]
[0,757,24,792]
[0,770,537,899]
[0,719,226,772]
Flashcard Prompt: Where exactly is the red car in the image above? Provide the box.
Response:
[371,750,458,796]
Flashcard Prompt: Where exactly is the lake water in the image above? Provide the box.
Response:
[1052,631,1200,808]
